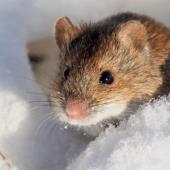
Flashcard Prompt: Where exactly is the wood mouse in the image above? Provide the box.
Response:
[50,12,170,131]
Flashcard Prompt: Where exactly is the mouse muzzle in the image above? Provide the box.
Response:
[65,99,89,121]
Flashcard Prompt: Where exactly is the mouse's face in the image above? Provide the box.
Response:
[51,17,162,126]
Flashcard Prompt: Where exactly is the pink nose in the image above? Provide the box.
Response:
[65,100,88,120]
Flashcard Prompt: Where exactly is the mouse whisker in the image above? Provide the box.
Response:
[36,114,54,134]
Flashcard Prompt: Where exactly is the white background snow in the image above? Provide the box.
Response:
[0,0,170,170]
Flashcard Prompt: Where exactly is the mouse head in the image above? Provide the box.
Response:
[51,16,162,126]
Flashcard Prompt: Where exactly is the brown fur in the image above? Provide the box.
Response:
[53,12,170,125]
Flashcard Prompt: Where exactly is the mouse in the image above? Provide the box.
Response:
[49,12,170,132]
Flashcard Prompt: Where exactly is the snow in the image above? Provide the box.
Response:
[67,97,170,170]
[0,0,89,169]
[0,0,170,170]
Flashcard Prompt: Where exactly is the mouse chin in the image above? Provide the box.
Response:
[58,102,128,126]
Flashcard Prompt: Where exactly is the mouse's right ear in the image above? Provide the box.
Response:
[54,17,79,49]
[117,20,147,51]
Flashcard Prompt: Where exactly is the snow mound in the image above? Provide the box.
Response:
[0,1,89,170]
[67,97,170,170]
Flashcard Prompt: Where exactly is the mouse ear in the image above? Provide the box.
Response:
[55,17,79,49]
[117,21,147,51]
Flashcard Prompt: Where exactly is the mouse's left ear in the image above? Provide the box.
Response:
[117,20,147,51]
[54,17,79,49]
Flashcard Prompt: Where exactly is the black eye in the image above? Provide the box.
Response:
[64,67,70,79]
[99,71,114,85]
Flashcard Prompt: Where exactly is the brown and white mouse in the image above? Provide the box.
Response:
[50,12,170,129]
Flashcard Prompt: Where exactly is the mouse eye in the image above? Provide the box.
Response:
[99,71,114,85]
[64,67,70,79]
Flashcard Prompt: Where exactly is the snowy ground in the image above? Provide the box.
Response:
[0,0,170,170]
